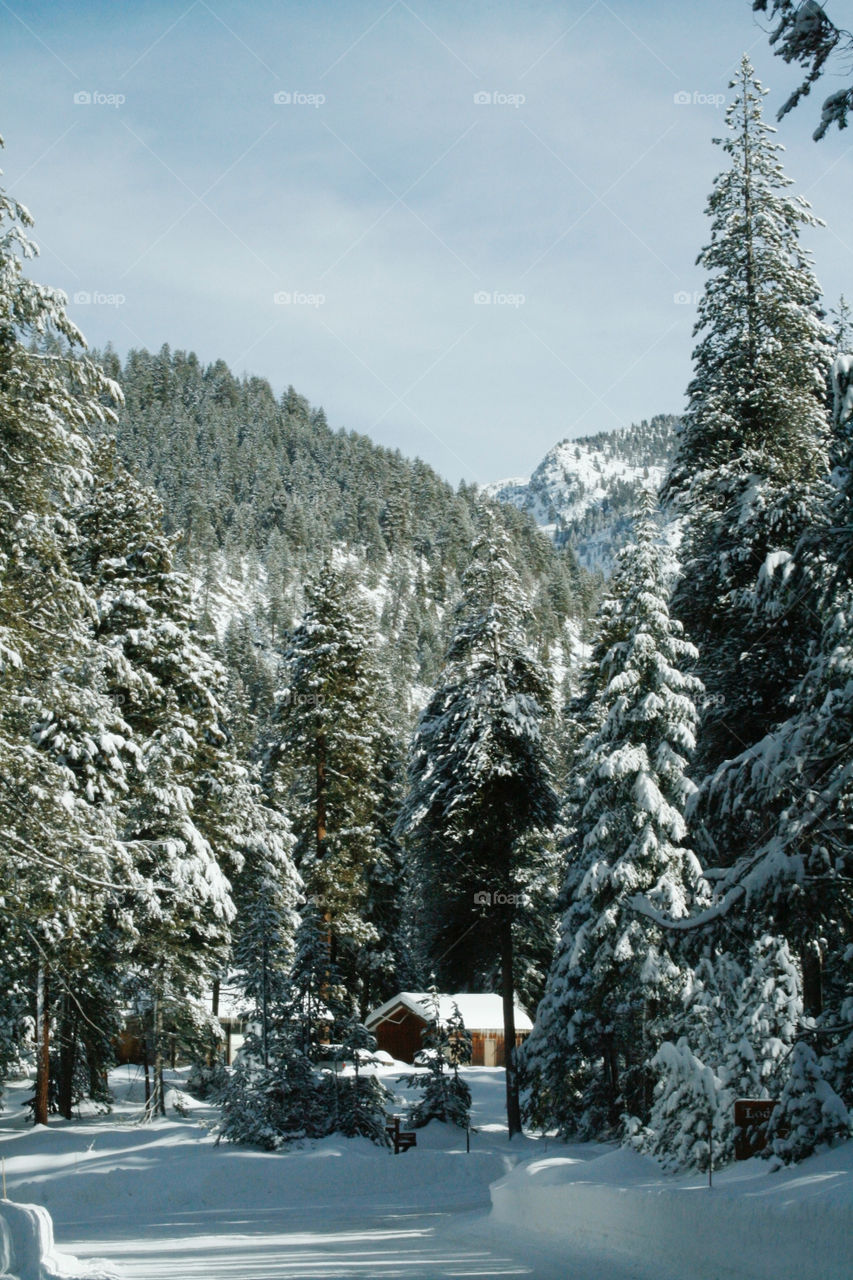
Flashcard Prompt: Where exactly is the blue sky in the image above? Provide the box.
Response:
[1,0,850,483]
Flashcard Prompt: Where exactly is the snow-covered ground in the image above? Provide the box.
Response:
[0,1065,849,1279]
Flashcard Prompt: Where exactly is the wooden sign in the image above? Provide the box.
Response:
[734,1098,778,1160]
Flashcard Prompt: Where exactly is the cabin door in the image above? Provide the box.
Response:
[483,1037,498,1067]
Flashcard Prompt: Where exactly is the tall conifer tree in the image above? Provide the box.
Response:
[398,508,558,1136]
[665,55,833,780]
[523,495,707,1138]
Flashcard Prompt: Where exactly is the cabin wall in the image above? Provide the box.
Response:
[370,1006,428,1063]
[470,1031,529,1067]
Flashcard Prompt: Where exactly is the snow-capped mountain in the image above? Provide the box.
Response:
[484,414,681,573]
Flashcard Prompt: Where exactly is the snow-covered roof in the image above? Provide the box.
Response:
[365,991,533,1034]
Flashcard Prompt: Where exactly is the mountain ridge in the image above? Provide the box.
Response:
[483,414,681,573]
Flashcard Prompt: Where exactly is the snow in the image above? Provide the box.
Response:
[0,1198,117,1280]
[833,353,853,427]
[0,1066,849,1279]
[484,443,668,536]
[490,1142,853,1280]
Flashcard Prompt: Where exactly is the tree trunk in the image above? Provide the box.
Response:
[261,936,269,1069]
[801,941,823,1018]
[602,1031,621,1127]
[153,991,166,1117]
[316,730,328,859]
[142,1043,151,1108]
[209,979,221,1069]
[640,999,654,1121]
[34,962,50,1126]
[80,1017,107,1103]
[500,918,522,1138]
[57,995,77,1121]
[316,731,334,1008]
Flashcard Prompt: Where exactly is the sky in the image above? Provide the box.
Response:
[1,0,851,485]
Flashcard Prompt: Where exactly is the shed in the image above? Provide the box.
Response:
[365,992,533,1067]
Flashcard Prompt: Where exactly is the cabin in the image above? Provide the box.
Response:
[114,982,248,1067]
[365,992,533,1067]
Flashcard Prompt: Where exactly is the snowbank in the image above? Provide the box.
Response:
[0,1201,116,1280]
[490,1143,853,1280]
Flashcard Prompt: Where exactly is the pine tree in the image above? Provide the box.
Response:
[523,494,707,1138]
[687,347,853,1087]
[664,55,833,781]
[397,508,559,1136]
[0,143,124,1120]
[270,559,396,1017]
[230,805,301,1070]
[643,934,805,1168]
[74,440,239,1115]
[752,1,853,139]
[768,1040,850,1162]
[334,1019,393,1145]
[403,991,472,1129]
[218,1031,324,1149]
[643,1038,723,1172]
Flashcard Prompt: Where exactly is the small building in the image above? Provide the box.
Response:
[211,982,249,1065]
[365,992,533,1067]
[114,983,249,1068]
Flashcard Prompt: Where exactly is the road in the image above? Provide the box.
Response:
[57,1202,654,1280]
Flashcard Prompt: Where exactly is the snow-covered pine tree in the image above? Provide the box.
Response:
[218,1030,324,1149]
[285,901,345,1059]
[270,558,397,1021]
[641,949,742,1169]
[644,1038,723,1173]
[644,934,805,1168]
[74,440,238,1115]
[229,804,301,1070]
[397,507,559,1136]
[767,1040,850,1162]
[523,493,707,1138]
[403,990,472,1129]
[664,55,833,784]
[333,1019,393,1145]
[685,345,853,1116]
[0,144,124,1120]
[725,934,802,1103]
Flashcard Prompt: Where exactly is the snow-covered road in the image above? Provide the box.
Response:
[1,1065,664,1280]
[56,1203,654,1279]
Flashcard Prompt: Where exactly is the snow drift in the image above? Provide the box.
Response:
[489,1142,853,1280]
[0,1201,116,1280]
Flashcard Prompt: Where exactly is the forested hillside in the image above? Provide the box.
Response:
[99,344,592,693]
